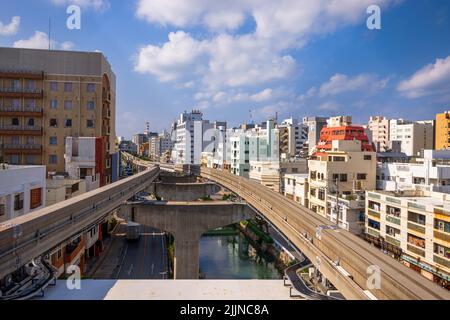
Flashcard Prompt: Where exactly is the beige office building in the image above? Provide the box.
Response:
[0,47,116,186]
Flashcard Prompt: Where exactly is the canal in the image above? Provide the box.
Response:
[199,231,283,279]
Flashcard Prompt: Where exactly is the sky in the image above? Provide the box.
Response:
[0,0,449,139]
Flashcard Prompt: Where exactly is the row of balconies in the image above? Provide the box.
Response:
[1,144,42,154]
[0,105,43,116]
[0,125,42,135]
[0,88,43,98]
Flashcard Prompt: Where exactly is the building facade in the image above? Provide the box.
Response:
[365,190,450,288]
[436,111,450,150]
[0,164,46,222]
[303,116,327,156]
[0,47,117,186]
[368,116,390,152]
[389,119,434,157]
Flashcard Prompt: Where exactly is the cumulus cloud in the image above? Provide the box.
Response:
[398,55,450,99]
[319,73,388,97]
[0,16,20,36]
[250,88,273,102]
[50,0,109,11]
[134,0,399,109]
[13,31,75,51]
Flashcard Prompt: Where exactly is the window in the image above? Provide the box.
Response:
[87,101,95,110]
[28,118,35,127]
[50,100,58,109]
[12,99,20,108]
[50,82,58,91]
[11,136,20,145]
[407,233,425,249]
[12,118,19,126]
[25,155,35,165]
[26,99,36,108]
[333,156,345,162]
[12,79,21,90]
[368,200,381,211]
[49,155,58,164]
[434,219,450,233]
[87,83,95,92]
[318,189,325,201]
[340,174,348,182]
[364,155,372,160]
[386,225,400,237]
[387,205,401,217]
[87,119,94,128]
[64,100,73,110]
[49,136,57,145]
[434,243,450,259]
[49,119,58,127]
[10,155,20,164]
[27,80,36,90]
[408,211,426,225]
[332,173,339,182]
[30,188,42,209]
[14,194,24,211]
[310,188,316,197]
[368,219,380,230]
[64,82,73,92]
[65,119,72,128]
[357,173,367,180]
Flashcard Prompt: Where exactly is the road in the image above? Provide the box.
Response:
[117,225,168,279]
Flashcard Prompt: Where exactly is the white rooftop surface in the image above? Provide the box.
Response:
[37,280,297,300]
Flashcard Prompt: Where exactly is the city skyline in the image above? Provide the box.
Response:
[0,1,449,138]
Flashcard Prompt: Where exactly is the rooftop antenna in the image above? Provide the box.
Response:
[48,16,51,50]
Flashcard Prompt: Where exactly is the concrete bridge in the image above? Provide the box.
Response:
[1,161,450,300]
[118,201,254,279]
[149,182,221,202]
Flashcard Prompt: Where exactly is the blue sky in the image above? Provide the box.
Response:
[1,0,449,138]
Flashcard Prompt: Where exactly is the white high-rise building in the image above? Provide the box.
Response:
[389,119,434,157]
[279,118,308,158]
[171,111,226,165]
[368,116,390,152]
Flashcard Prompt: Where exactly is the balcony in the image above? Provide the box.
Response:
[407,244,425,257]
[408,221,426,234]
[0,70,44,79]
[65,238,85,264]
[434,229,450,244]
[0,125,42,136]
[367,209,381,219]
[102,108,111,119]
[386,215,401,226]
[434,254,450,269]
[2,144,42,154]
[0,87,43,98]
[0,106,43,117]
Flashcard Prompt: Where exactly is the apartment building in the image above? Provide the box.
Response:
[0,47,117,186]
[171,111,226,165]
[284,173,309,207]
[0,164,46,223]
[308,140,376,234]
[303,116,328,156]
[315,116,374,154]
[228,129,250,177]
[278,118,308,158]
[389,119,434,157]
[46,177,86,207]
[365,190,450,288]
[377,150,450,194]
[149,131,173,161]
[436,111,450,150]
[64,137,101,191]
[368,116,390,152]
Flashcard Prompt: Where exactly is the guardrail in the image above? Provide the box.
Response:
[0,166,160,279]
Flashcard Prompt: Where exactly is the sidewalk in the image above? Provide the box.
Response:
[86,222,127,279]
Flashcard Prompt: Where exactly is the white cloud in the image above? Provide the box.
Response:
[134,0,399,107]
[319,73,388,97]
[13,31,75,51]
[0,16,20,36]
[250,88,273,102]
[60,41,75,50]
[398,55,450,99]
[134,31,206,82]
[50,0,109,11]
[318,101,340,111]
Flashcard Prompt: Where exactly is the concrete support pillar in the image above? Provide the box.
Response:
[174,233,201,279]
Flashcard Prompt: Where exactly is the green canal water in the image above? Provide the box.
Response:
[199,232,283,279]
